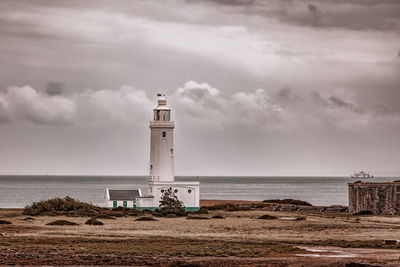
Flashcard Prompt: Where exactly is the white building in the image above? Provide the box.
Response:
[104,189,141,209]
[105,93,200,211]
[136,93,200,211]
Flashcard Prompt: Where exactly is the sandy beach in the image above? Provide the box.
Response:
[1,200,400,266]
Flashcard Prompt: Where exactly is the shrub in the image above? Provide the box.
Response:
[352,210,373,215]
[262,199,312,206]
[257,214,278,220]
[46,220,79,226]
[187,215,209,220]
[0,220,12,224]
[158,188,185,216]
[196,207,209,214]
[211,215,225,219]
[23,196,103,216]
[85,218,104,225]
[135,217,157,221]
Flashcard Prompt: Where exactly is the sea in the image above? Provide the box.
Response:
[0,175,397,208]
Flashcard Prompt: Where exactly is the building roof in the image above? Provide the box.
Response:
[108,189,140,200]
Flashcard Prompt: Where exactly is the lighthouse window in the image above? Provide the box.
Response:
[162,131,166,137]
[163,110,170,121]
[156,110,160,120]
[170,148,173,155]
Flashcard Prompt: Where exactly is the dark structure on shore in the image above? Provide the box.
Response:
[348,181,400,215]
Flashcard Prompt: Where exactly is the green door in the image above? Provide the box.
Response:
[113,201,117,209]
[123,201,127,208]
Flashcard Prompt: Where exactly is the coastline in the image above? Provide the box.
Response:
[1,200,400,266]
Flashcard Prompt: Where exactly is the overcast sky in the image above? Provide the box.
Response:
[0,0,399,176]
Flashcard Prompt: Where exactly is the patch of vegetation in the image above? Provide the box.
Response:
[211,215,225,219]
[46,220,79,226]
[85,218,104,226]
[156,188,186,217]
[1,212,21,218]
[0,236,304,259]
[190,216,209,220]
[206,203,242,211]
[22,196,141,218]
[91,214,116,219]
[352,210,373,215]
[23,196,103,216]
[292,239,389,249]
[195,207,209,214]
[0,220,12,224]
[23,217,35,221]
[262,199,312,206]
[135,217,157,221]
[257,214,278,220]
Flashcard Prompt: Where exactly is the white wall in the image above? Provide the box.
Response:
[136,197,154,208]
[149,126,174,182]
[105,200,135,208]
[148,181,200,208]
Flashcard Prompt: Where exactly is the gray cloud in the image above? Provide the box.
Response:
[0,1,399,175]
[328,96,365,115]
[307,4,321,24]
[45,82,65,96]
[2,81,391,132]
[0,85,152,126]
[188,0,400,32]
[190,0,254,6]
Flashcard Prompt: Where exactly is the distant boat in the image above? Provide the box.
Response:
[351,171,373,179]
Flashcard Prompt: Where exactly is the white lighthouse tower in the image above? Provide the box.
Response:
[135,93,200,211]
[149,93,174,182]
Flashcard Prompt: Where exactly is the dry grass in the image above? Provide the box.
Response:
[0,236,303,257]
[2,205,400,265]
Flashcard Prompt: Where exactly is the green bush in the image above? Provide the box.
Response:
[23,196,103,216]
[157,188,186,217]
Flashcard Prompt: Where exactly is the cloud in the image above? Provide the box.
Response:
[0,85,152,127]
[45,82,65,96]
[0,81,398,133]
[192,0,254,6]
[172,81,400,131]
[1,85,76,125]
[191,0,400,32]
[307,4,321,26]
[328,96,365,115]
[175,81,219,102]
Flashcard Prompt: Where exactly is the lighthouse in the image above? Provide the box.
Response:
[105,93,200,210]
[134,93,200,211]
[149,93,174,182]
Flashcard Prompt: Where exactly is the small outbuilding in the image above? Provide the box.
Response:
[348,181,400,215]
[105,189,141,209]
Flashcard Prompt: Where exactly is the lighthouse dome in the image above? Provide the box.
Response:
[157,93,169,110]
